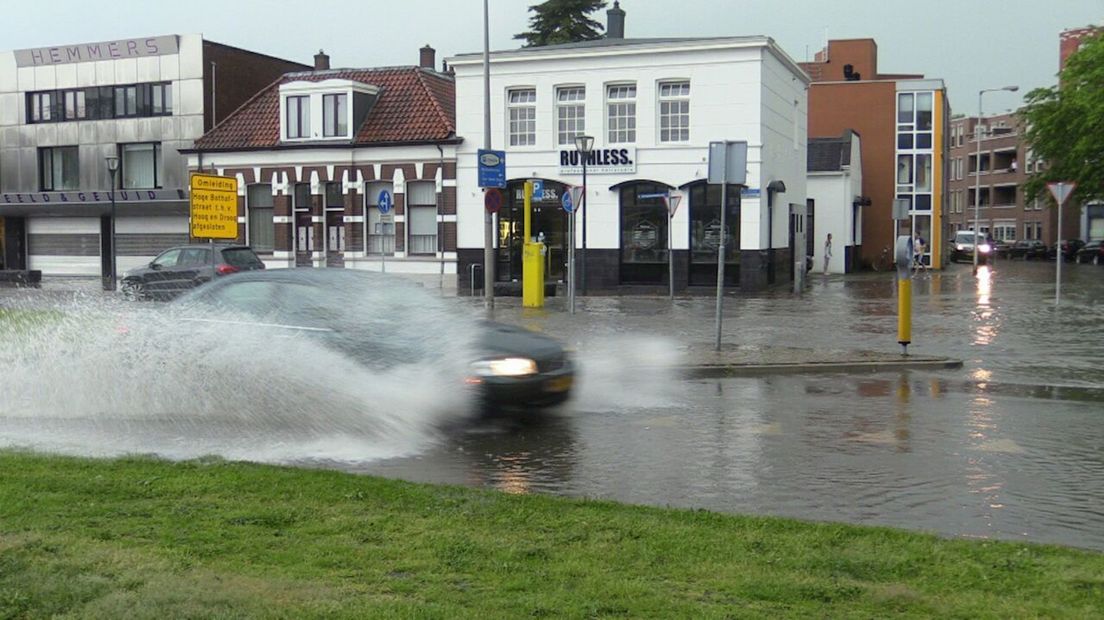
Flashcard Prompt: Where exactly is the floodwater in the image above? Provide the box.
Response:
[1,260,1102,551]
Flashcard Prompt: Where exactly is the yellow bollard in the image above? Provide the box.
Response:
[895,235,913,355]
[522,180,545,308]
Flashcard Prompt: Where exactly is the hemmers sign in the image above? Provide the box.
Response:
[560,146,636,174]
[15,35,179,67]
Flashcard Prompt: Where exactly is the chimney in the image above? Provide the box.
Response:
[419,44,436,70]
[607,1,625,39]
[314,49,330,71]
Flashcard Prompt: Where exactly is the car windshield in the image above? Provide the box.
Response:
[955,232,979,243]
[221,248,263,267]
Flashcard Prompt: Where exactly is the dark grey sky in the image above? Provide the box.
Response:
[6,0,1101,115]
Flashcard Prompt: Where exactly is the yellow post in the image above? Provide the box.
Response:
[522,181,545,308]
[895,235,912,355]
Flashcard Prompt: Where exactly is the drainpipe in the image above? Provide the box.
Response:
[437,144,445,291]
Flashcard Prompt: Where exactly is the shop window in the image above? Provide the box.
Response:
[607,84,636,143]
[556,86,585,146]
[121,143,161,189]
[658,81,690,143]
[39,146,79,191]
[247,184,274,252]
[620,182,670,284]
[407,181,437,255]
[507,88,536,146]
[688,182,739,286]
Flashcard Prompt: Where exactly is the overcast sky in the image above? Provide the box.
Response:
[6,0,1100,115]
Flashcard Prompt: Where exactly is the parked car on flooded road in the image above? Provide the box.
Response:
[1075,240,1104,265]
[173,269,575,412]
[1009,240,1048,260]
[122,244,265,300]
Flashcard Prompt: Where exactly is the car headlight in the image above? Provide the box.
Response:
[956,244,965,251]
[470,357,539,377]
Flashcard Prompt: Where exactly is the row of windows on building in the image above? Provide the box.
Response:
[948,189,1045,212]
[506,80,691,147]
[38,143,162,190]
[285,93,348,139]
[26,82,173,123]
[243,180,439,255]
[949,119,1015,148]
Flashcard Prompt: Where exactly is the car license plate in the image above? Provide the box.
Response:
[544,376,573,393]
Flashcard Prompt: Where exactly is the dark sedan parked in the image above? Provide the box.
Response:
[174,269,575,411]
[1047,239,1086,262]
[1009,240,1048,260]
[1075,240,1104,265]
[122,244,265,300]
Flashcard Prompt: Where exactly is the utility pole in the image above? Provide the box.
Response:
[482,0,495,309]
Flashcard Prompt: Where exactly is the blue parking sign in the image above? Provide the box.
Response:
[478,149,506,188]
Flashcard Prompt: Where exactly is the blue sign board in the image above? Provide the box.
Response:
[561,192,574,213]
[741,187,761,198]
[478,149,506,188]
[377,189,393,214]
[531,179,543,197]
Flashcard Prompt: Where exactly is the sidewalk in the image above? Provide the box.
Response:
[675,343,962,377]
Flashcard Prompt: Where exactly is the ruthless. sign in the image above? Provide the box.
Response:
[559,146,636,174]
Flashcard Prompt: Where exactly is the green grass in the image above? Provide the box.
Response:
[0,451,1101,618]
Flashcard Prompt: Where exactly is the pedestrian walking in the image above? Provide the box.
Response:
[823,233,833,275]
[913,235,927,271]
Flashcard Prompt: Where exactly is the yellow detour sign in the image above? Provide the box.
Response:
[190,173,239,239]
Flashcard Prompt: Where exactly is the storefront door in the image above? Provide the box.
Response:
[687,182,739,287]
[496,180,568,282]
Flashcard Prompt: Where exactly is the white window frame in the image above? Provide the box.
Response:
[280,80,377,142]
[285,95,310,139]
[606,83,637,144]
[507,88,537,147]
[406,181,438,256]
[657,80,690,144]
[556,86,585,146]
[322,93,348,138]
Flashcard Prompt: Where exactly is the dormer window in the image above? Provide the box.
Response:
[323,94,347,137]
[287,95,310,139]
[280,79,378,142]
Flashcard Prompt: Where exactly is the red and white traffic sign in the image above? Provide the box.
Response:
[484,188,503,214]
[664,192,683,217]
[568,186,584,213]
[1047,181,1077,206]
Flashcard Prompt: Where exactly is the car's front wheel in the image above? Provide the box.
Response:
[121,279,146,301]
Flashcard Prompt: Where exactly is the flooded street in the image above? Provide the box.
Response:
[2,259,1103,550]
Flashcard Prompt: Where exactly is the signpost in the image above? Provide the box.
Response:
[1047,181,1076,306]
[189,173,238,240]
[665,192,683,299]
[478,148,505,308]
[377,190,394,273]
[562,190,577,313]
[484,187,503,214]
[707,141,748,351]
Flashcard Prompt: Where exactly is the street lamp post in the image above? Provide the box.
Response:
[973,85,1018,274]
[105,155,120,292]
[574,135,594,296]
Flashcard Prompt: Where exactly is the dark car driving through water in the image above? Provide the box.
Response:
[171,269,574,412]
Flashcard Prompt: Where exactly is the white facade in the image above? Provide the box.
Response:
[808,133,863,274]
[447,37,808,290]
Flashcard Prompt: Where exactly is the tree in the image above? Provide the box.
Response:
[514,0,608,48]
[1020,30,1104,203]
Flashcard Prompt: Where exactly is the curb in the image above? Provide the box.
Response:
[676,357,964,378]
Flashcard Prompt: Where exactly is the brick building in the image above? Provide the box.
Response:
[184,49,461,287]
[801,39,949,268]
[0,34,307,279]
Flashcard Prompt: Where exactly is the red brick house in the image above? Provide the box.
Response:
[183,48,461,286]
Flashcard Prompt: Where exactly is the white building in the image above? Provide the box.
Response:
[447,4,808,293]
[0,34,305,280]
[808,130,864,274]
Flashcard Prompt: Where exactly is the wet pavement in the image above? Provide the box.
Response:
[3,260,1104,551]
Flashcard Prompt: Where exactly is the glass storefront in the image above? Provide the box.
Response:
[496,180,568,282]
[619,182,669,284]
[688,182,740,286]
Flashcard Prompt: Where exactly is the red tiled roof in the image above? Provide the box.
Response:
[194,67,456,150]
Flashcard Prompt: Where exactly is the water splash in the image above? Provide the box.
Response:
[0,286,482,464]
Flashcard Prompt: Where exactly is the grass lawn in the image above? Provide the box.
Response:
[0,453,1102,619]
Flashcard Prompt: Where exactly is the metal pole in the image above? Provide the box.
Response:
[482,0,495,309]
[109,182,117,293]
[714,150,728,351]
[668,205,674,299]
[569,205,576,314]
[973,91,982,275]
[581,158,588,295]
[1056,195,1063,305]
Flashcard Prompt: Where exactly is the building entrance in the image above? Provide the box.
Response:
[496,180,568,283]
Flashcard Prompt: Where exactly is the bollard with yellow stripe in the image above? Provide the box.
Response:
[895,235,913,355]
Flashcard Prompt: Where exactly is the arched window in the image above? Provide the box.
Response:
[619,182,669,284]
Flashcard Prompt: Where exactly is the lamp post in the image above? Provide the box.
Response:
[574,134,594,295]
[973,85,1018,274]
[105,155,120,292]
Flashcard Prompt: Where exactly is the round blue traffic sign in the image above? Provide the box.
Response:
[561,191,574,213]
[377,190,393,214]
